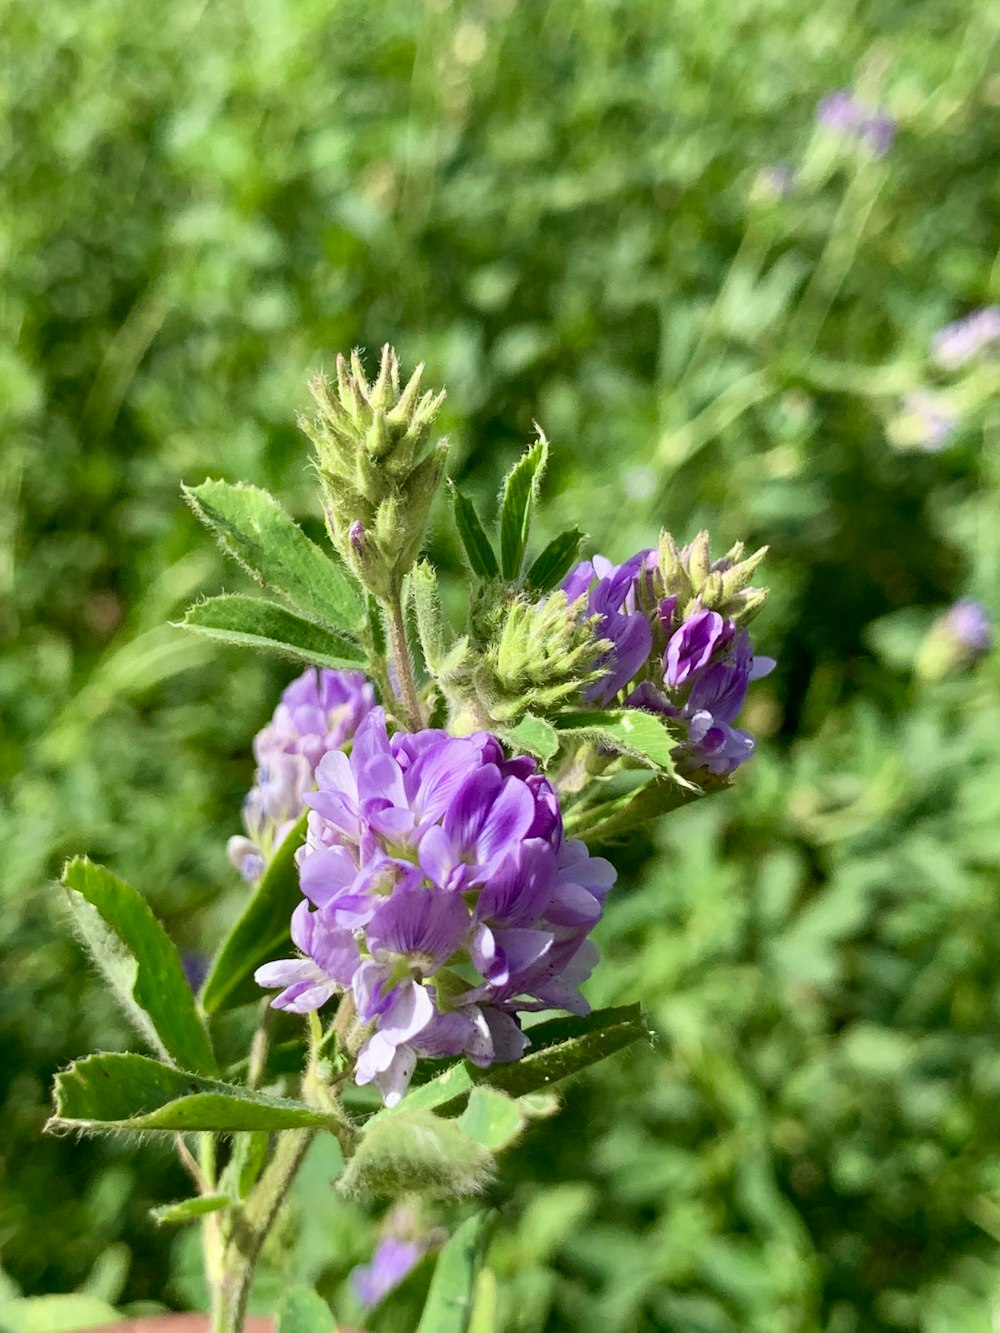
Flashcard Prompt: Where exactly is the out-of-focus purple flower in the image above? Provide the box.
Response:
[255,708,616,1105]
[752,164,797,202]
[917,598,992,680]
[931,307,1000,370]
[890,390,956,452]
[227,667,375,883]
[351,1237,425,1310]
[817,89,895,158]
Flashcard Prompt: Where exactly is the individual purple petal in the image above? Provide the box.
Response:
[367,887,470,971]
[473,778,536,871]
[476,842,555,926]
[664,609,729,687]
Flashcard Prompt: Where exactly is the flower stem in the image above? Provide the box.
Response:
[386,590,424,731]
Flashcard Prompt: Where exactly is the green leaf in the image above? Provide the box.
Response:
[450,483,499,579]
[150,1194,232,1225]
[526,527,586,592]
[0,1295,121,1333]
[458,1088,524,1152]
[371,1062,474,1123]
[499,713,559,764]
[180,595,367,671]
[275,1286,337,1333]
[47,1052,336,1134]
[184,479,365,633]
[499,436,548,580]
[338,1110,494,1201]
[416,1212,494,1333]
[200,810,307,1014]
[553,708,690,774]
[62,858,215,1075]
[477,1004,651,1099]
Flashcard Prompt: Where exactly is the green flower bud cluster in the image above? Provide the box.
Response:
[441,589,610,726]
[301,345,448,601]
[656,530,769,627]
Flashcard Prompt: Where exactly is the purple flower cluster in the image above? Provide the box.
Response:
[897,389,956,452]
[352,1237,427,1309]
[227,667,375,883]
[816,90,895,158]
[564,553,774,776]
[942,599,992,657]
[255,708,615,1105]
[931,307,1000,371]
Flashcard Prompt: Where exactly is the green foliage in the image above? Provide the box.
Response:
[62,858,215,1075]
[200,811,308,1013]
[417,1213,494,1333]
[275,1285,338,1333]
[181,595,366,670]
[449,484,500,580]
[48,1053,336,1134]
[499,438,548,580]
[4,0,1000,1326]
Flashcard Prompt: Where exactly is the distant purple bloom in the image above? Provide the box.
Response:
[352,1237,425,1309]
[945,599,992,655]
[255,707,616,1105]
[227,667,375,883]
[753,164,797,201]
[931,307,1000,370]
[817,89,895,158]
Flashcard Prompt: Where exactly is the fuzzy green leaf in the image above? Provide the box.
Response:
[477,1004,651,1098]
[416,1212,494,1333]
[499,437,548,580]
[553,708,689,774]
[526,527,586,592]
[275,1286,337,1333]
[457,1088,524,1151]
[338,1110,494,1201]
[371,1063,474,1124]
[499,713,560,764]
[150,1195,232,1226]
[47,1052,335,1134]
[564,775,705,842]
[200,811,307,1014]
[180,595,366,671]
[183,479,365,633]
[450,484,499,579]
[62,858,215,1075]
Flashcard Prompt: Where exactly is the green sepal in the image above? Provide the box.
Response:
[180,595,367,670]
[411,561,447,671]
[275,1286,337,1333]
[182,480,365,633]
[450,483,499,579]
[46,1052,336,1134]
[150,1194,233,1226]
[526,527,586,593]
[200,810,307,1014]
[62,858,215,1075]
[416,1212,495,1333]
[499,436,548,580]
[338,1109,494,1201]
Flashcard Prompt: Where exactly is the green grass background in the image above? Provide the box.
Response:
[2,1,1000,1329]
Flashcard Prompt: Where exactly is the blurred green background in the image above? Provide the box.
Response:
[2,1,1000,1329]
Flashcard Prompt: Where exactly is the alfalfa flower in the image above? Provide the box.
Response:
[816,89,895,157]
[227,667,375,883]
[916,599,992,680]
[931,307,1000,371]
[255,708,615,1105]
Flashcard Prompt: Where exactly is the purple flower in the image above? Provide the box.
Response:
[351,1237,425,1310]
[931,307,1000,370]
[255,707,616,1105]
[916,599,992,681]
[227,667,375,882]
[564,552,655,703]
[817,89,895,158]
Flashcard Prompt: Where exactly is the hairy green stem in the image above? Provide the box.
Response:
[386,591,424,731]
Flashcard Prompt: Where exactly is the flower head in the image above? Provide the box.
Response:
[916,599,992,680]
[255,708,615,1105]
[227,667,375,882]
[564,535,774,776]
[888,390,956,453]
